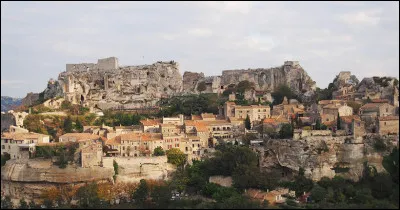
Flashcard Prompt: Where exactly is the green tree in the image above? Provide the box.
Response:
[75,118,83,132]
[237,80,254,95]
[382,148,399,184]
[153,146,165,156]
[271,84,296,105]
[279,123,293,139]
[315,118,321,130]
[113,160,119,175]
[245,114,251,130]
[197,81,207,93]
[132,179,149,204]
[167,148,187,168]
[336,113,341,129]
[76,182,100,208]
[63,116,73,133]
[310,185,327,202]
[19,198,29,209]
[1,196,13,209]
[151,184,171,208]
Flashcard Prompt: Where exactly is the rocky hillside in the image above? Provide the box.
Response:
[256,136,394,182]
[57,61,183,110]
[356,76,399,101]
[1,96,22,112]
[183,61,317,102]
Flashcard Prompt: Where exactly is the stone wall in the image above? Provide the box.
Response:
[103,156,175,183]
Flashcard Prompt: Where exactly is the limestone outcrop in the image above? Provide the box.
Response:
[256,136,393,182]
[43,79,64,101]
[21,92,39,107]
[183,61,317,102]
[23,58,319,110]
[57,58,183,110]
[1,159,114,203]
[356,77,399,102]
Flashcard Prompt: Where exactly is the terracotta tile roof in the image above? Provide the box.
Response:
[1,132,47,140]
[60,133,101,141]
[202,120,231,126]
[194,123,208,132]
[360,103,385,112]
[371,99,390,103]
[140,119,162,126]
[340,115,361,124]
[191,115,202,120]
[201,113,216,119]
[184,120,197,126]
[120,133,162,141]
[322,120,336,127]
[378,116,399,121]
[161,123,176,127]
[105,136,121,145]
[263,118,277,124]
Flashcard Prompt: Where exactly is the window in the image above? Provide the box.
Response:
[123,146,125,150]
[1,145,4,149]
[384,122,386,125]
[192,144,195,148]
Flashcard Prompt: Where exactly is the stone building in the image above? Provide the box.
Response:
[377,116,399,135]
[263,116,290,132]
[223,101,271,126]
[140,119,162,133]
[1,126,50,160]
[272,97,305,118]
[203,120,234,141]
[322,103,353,117]
[81,142,103,168]
[118,133,164,157]
[359,103,395,120]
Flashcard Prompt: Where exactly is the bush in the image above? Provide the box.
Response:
[1,153,11,166]
[154,146,165,156]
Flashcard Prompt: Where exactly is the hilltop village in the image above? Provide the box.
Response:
[1,59,399,209]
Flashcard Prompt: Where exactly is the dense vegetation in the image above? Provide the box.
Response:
[34,142,79,168]
[157,93,227,116]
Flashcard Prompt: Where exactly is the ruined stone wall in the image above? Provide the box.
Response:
[58,60,183,110]
[103,156,176,183]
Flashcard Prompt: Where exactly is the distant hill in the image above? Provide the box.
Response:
[1,96,22,112]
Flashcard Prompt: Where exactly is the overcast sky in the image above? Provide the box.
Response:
[1,1,399,98]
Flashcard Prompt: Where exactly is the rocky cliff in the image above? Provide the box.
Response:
[256,136,394,182]
[183,61,317,102]
[1,159,114,203]
[58,60,183,110]
[21,92,39,107]
[356,77,399,102]
[24,58,318,110]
